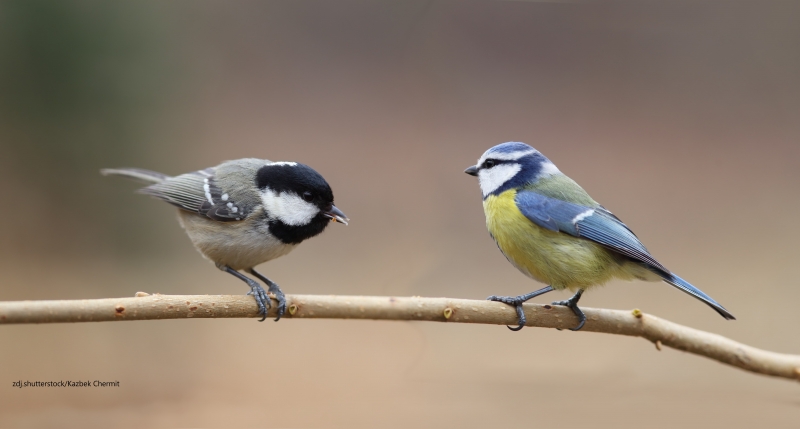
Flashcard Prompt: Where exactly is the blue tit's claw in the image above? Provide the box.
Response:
[487,294,523,306]
[551,289,586,331]
[569,315,586,331]
[487,286,555,332]
[507,302,528,331]
[488,294,528,331]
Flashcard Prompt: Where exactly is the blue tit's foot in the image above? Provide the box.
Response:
[551,289,586,331]
[247,268,286,322]
[487,286,554,332]
[487,294,528,331]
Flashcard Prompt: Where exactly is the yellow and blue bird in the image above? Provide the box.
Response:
[464,142,735,331]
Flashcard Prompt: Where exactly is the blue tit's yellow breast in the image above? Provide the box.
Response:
[483,190,622,290]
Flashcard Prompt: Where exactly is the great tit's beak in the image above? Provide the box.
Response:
[324,205,349,225]
[464,165,479,176]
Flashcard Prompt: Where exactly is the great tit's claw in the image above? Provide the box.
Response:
[272,291,287,322]
[249,284,270,322]
[265,280,286,322]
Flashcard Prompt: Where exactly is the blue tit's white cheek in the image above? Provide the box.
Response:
[478,163,521,197]
[260,189,320,226]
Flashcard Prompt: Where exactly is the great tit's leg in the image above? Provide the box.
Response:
[220,266,269,322]
[487,286,554,332]
[247,268,286,322]
[551,289,586,331]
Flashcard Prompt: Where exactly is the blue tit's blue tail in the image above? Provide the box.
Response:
[661,274,735,320]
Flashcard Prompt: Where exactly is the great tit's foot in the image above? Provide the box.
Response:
[247,283,270,322]
[487,286,555,332]
[221,266,269,322]
[247,268,286,322]
[267,285,286,322]
[551,289,586,331]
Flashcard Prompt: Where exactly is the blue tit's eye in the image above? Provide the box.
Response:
[483,160,497,169]
[302,191,314,202]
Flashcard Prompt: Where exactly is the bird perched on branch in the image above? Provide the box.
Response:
[464,142,734,331]
[102,159,348,321]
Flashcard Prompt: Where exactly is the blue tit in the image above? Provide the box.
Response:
[102,159,348,322]
[464,142,734,331]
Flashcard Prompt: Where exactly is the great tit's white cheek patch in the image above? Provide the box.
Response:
[478,163,521,197]
[260,189,319,226]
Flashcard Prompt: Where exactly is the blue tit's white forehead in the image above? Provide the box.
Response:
[477,142,539,165]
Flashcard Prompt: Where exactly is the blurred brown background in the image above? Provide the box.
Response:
[1,0,799,427]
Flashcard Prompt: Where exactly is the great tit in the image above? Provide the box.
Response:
[102,158,348,321]
[464,142,734,331]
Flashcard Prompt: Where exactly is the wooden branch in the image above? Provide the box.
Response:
[1,293,798,381]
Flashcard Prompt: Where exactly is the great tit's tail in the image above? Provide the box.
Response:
[101,168,170,184]
[662,274,736,320]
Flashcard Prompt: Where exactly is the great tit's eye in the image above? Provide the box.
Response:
[302,191,314,202]
[483,159,497,169]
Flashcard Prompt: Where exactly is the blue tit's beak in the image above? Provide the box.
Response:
[324,205,349,225]
[464,165,479,176]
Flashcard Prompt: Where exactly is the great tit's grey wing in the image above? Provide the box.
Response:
[514,190,670,276]
[139,168,250,222]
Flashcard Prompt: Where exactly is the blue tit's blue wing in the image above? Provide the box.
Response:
[514,190,670,276]
[514,190,735,320]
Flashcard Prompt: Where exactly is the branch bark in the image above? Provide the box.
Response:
[1,293,798,381]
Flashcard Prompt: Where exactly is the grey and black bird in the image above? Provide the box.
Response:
[102,158,348,321]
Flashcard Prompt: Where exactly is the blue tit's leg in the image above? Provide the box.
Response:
[487,286,554,331]
[247,268,286,322]
[220,266,269,322]
[551,289,586,331]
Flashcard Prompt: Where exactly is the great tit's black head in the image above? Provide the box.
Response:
[255,162,347,244]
